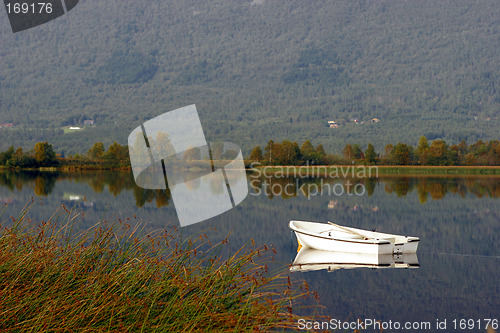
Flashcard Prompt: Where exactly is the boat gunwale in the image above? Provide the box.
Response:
[291,262,394,267]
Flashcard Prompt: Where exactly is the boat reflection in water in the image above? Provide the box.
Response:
[290,247,419,273]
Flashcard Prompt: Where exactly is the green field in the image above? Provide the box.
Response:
[250,165,500,177]
[62,126,85,134]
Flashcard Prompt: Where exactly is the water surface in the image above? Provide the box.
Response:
[0,170,498,331]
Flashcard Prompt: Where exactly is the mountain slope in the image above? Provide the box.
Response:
[0,0,499,155]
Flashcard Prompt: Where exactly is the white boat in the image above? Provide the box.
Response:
[290,247,419,272]
[289,220,419,255]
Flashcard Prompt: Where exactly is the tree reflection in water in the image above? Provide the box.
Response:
[1,171,499,206]
[249,174,500,202]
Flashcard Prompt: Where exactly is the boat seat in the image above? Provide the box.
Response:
[379,237,395,243]
[319,230,363,239]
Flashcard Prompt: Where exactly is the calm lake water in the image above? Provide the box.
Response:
[1,170,498,332]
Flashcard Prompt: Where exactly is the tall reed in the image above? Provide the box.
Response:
[0,203,318,332]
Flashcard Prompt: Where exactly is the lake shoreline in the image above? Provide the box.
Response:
[0,165,131,172]
[2,164,500,176]
[248,165,500,177]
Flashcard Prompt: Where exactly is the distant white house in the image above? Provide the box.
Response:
[69,127,82,130]
[328,120,339,128]
[328,200,338,209]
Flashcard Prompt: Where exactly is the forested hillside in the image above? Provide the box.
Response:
[0,0,499,155]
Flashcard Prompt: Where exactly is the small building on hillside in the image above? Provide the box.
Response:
[328,120,339,128]
[328,200,338,209]
[371,118,381,123]
[0,123,14,128]
[84,120,95,126]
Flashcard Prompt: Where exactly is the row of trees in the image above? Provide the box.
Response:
[0,142,130,169]
[85,142,129,163]
[248,137,500,166]
[0,142,58,168]
[2,137,499,169]
[64,142,130,168]
[249,140,329,166]
[379,137,500,166]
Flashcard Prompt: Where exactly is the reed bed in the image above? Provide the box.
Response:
[0,204,318,332]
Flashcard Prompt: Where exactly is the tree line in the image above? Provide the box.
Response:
[0,142,59,168]
[0,142,130,169]
[248,137,500,166]
[2,136,499,169]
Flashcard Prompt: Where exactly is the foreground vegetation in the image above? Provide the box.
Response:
[0,204,317,331]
